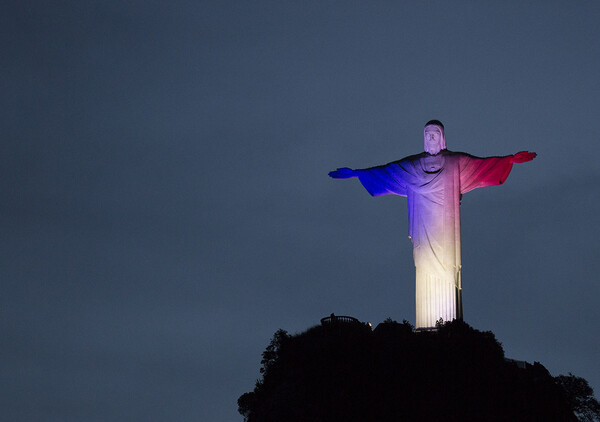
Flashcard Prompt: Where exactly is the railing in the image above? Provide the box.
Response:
[320,314,360,325]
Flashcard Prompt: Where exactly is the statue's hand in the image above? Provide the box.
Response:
[328,167,356,179]
[511,151,537,163]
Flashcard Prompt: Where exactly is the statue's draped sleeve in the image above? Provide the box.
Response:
[458,154,514,194]
[355,161,412,197]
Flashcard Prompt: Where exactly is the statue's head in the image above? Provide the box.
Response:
[424,120,446,155]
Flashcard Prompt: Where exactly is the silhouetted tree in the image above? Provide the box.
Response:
[238,329,290,420]
[239,320,582,421]
[259,329,290,376]
[555,373,600,421]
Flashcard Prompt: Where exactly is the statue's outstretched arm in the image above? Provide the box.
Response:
[329,163,408,197]
[328,167,357,179]
[511,151,537,163]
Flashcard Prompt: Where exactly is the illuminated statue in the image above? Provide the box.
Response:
[329,120,536,329]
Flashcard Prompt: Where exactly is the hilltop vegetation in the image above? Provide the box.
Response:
[239,319,597,421]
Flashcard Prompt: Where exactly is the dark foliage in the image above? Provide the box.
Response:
[555,373,600,421]
[239,319,581,422]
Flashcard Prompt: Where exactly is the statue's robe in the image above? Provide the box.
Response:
[356,150,514,329]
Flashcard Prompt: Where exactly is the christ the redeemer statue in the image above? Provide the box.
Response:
[329,120,536,329]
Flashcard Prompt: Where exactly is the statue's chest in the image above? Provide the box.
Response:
[421,155,446,173]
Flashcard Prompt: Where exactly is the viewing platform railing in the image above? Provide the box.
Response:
[320,315,360,325]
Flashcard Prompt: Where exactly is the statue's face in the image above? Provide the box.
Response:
[424,125,444,155]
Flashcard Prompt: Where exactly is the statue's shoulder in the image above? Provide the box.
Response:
[445,150,474,157]
[442,150,463,156]
[443,150,473,161]
[396,152,427,165]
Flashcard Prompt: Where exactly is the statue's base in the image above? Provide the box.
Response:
[415,326,438,332]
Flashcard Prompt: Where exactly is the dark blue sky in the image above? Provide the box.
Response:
[2,1,599,421]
